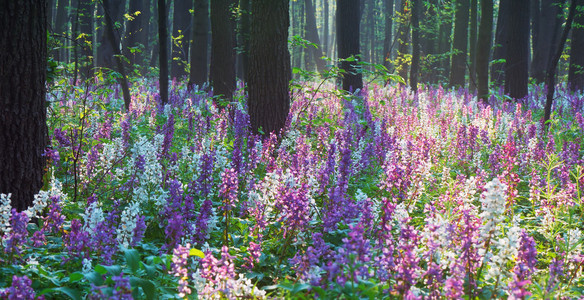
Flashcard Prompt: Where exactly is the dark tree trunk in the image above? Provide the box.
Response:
[383,0,394,70]
[437,1,453,81]
[210,0,236,100]
[158,0,169,104]
[77,0,94,79]
[54,0,69,61]
[544,0,578,126]
[410,0,421,90]
[468,0,477,91]
[395,0,410,82]
[237,0,251,81]
[305,0,326,73]
[449,0,469,88]
[125,0,150,70]
[492,0,510,87]
[0,0,48,212]
[247,0,291,135]
[97,0,124,70]
[505,0,530,100]
[477,0,493,102]
[189,0,210,87]
[103,0,132,110]
[531,0,564,83]
[338,0,363,91]
[171,0,193,80]
[323,0,329,57]
[569,3,584,92]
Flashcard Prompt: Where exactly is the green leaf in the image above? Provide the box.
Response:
[39,287,82,300]
[68,272,84,282]
[124,248,140,274]
[189,248,205,258]
[84,272,104,286]
[94,265,108,275]
[130,277,157,300]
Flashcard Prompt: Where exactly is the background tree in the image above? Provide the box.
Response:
[0,0,48,211]
[96,0,125,70]
[53,0,70,62]
[337,0,363,92]
[468,0,477,91]
[189,0,210,88]
[410,0,421,90]
[125,0,151,72]
[247,0,291,134]
[505,0,530,100]
[76,0,94,80]
[569,3,584,92]
[305,0,326,73]
[395,0,411,82]
[158,0,169,104]
[531,0,564,83]
[210,0,236,100]
[382,0,394,70]
[476,0,493,102]
[171,0,193,79]
[449,0,469,88]
[492,0,510,87]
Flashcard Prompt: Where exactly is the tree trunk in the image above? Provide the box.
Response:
[189,0,210,88]
[492,0,509,88]
[544,0,578,126]
[382,0,394,70]
[125,0,150,71]
[158,0,169,104]
[247,0,291,135]
[77,0,94,79]
[531,0,564,83]
[0,0,48,212]
[437,1,453,82]
[54,0,69,62]
[449,0,469,88]
[468,0,478,91]
[395,0,410,82]
[305,0,326,73]
[410,0,421,90]
[323,0,329,57]
[477,0,493,102]
[236,0,251,81]
[505,0,530,100]
[97,0,124,70]
[210,0,236,101]
[171,0,193,80]
[568,3,584,92]
[338,0,363,92]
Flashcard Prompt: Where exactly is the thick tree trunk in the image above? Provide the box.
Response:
[338,0,363,92]
[77,0,94,79]
[449,0,469,88]
[477,0,493,102]
[97,0,124,70]
[505,0,530,100]
[305,0,326,73]
[158,0,169,104]
[171,0,193,80]
[210,0,236,101]
[0,0,48,212]
[569,3,584,92]
[125,0,150,70]
[189,0,210,87]
[237,0,251,81]
[410,0,421,90]
[247,0,291,135]
[383,0,394,70]
[492,0,510,87]
[531,0,564,83]
[468,0,477,91]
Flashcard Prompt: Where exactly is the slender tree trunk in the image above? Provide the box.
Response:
[468,0,478,91]
[248,0,291,135]
[569,3,584,92]
[0,0,48,211]
[125,0,150,71]
[383,0,394,70]
[395,0,410,82]
[323,0,329,57]
[305,0,326,72]
[171,0,193,79]
[54,0,69,61]
[77,0,94,79]
[492,0,509,88]
[437,1,453,82]
[410,0,421,90]
[210,0,236,101]
[449,0,470,88]
[97,0,124,70]
[338,0,363,91]
[505,0,530,100]
[544,0,578,125]
[236,0,251,81]
[158,0,169,104]
[189,0,210,87]
[531,0,564,83]
[477,0,493,102]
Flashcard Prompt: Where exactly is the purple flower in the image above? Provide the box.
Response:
[219,168,239,214]
[4,209,29,257]
[0,275,41,300]
[131,215,146,247]
[43,196,65,235]
[111,273,133,300]
[193,199,213,245]
[171,244,191,298]
[63,219,91,261]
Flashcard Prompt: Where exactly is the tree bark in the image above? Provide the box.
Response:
[338,0,363,92]
[492,0,510,87]
[0,0,48,211]
[383,0,394,70]
[189,0,210,88]
[468,0,478,91]
[305,0,326,73]
[449,0,469,88]
[531,0,564,83]
[125,0,150,71]
[323,0,329,57]
[410,0,421,90]
[210,0,236,101]
[395,0,410,83]
[544,0,578,126]
[158,0,169,104]
[569,3,584,92]
[97,0,124,70]
[237,0,251,81]
[247,0,291,135]
[54,0,69,62]
[171,0,193,80]
[505,0,530,100]
[476,0,493,102]
[77,0,94,79]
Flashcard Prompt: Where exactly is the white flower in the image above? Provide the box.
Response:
[0,193,12,236]
[479,178,508,241]
[82,258,93,273]
[82,202,105,234]
[117,201,141,248]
